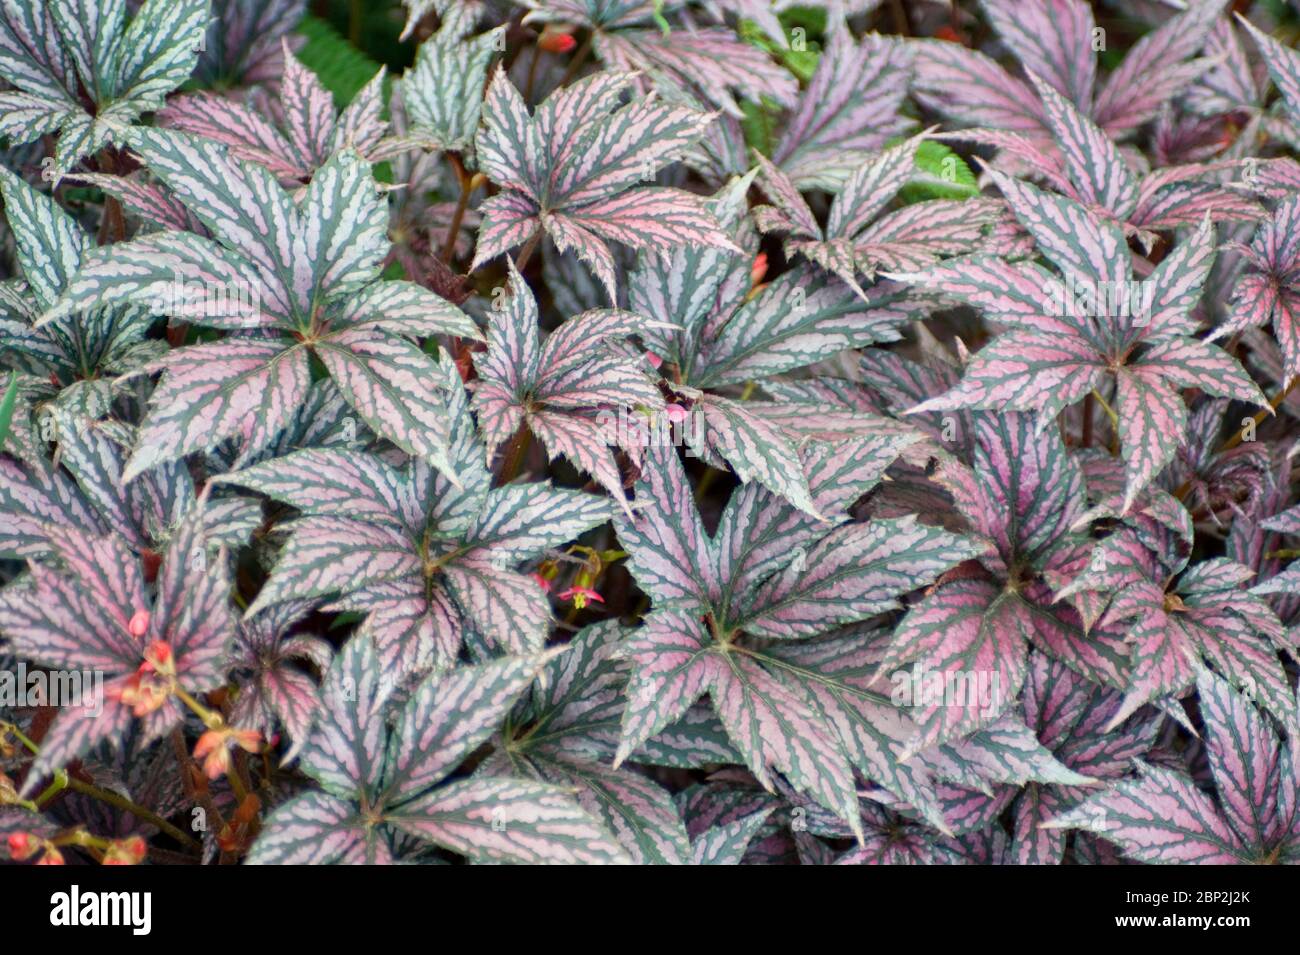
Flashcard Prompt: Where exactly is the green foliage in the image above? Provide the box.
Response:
[296,14,389,106]
[898,140,980,203]
[0,372,17,452]
[739,18,821,83]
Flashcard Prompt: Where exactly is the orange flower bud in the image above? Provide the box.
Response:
[539,30,577,54]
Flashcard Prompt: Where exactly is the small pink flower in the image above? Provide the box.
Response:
[530,572,552,593]
[233,728,263,754]
[645,351,663,369]
[664,403,689,424]
[194,727,264,781]
[193,730,232,781]
[557,586,604,610]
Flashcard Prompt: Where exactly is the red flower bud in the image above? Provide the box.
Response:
[539,30,577,54]
[143,640,174,676]
[7,831,35,861]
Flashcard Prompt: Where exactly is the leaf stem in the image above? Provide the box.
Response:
[889,0,910,35]
[1175,377,1300,500]
[515,227,543,273]
[33,769,67,806]
[441,153,472,264]
[1090,387,1119,432]
[524,41,542,103]
[1,720,38,754]
[1221,378,1297,453]
[1088,387,1121,455]
[1081,392,1094,449]
[498,421,533,484]
[557,34,595,88]
[349,0,363,45]
[0,723,200,849]
[95,150,126,244]
[174,686,224,729]
[64,776,201,849]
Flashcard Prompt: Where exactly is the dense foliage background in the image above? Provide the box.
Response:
[1,0,1299,865]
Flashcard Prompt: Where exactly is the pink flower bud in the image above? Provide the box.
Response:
[7,832,35,861]
[127,609,151,638]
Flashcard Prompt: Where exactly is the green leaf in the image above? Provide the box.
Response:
[0,371,19,453]
[898,140,980,203]
[740,95,781,157]
[738,19,821,83]
[295,14,387,107]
